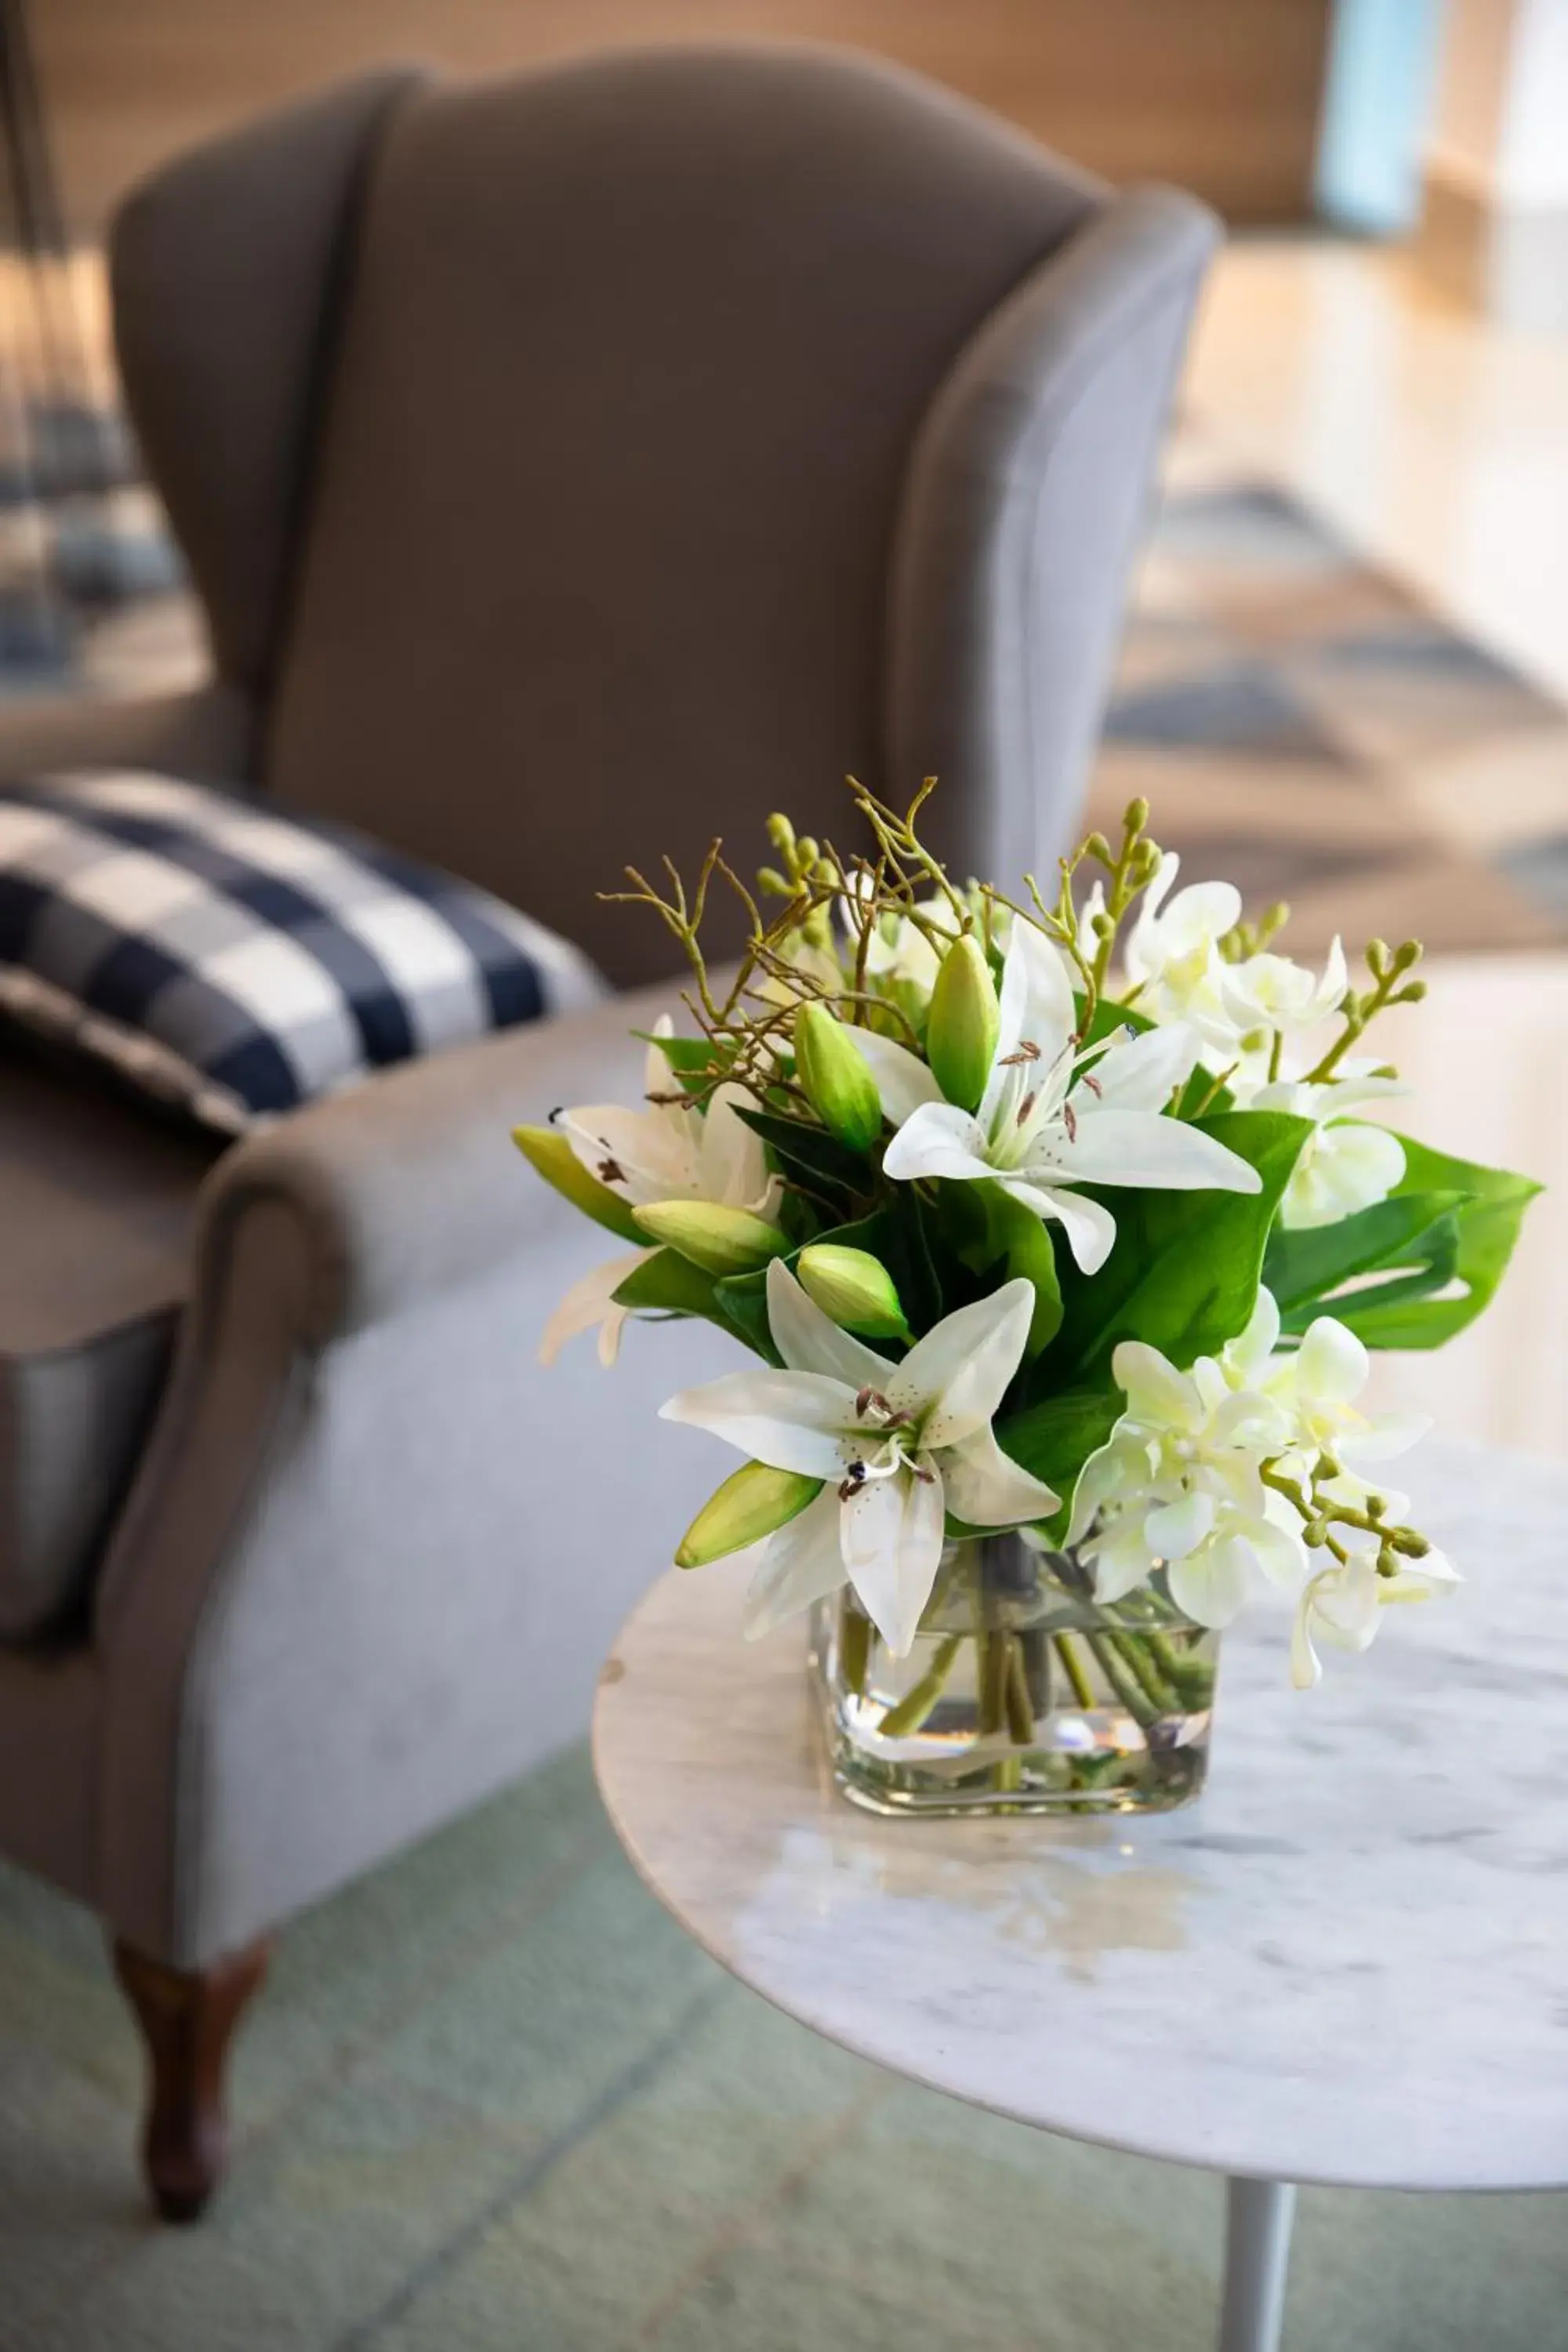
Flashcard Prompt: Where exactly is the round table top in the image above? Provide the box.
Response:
[593,1439,1568,2191]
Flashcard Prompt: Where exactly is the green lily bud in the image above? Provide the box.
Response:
[926,933,999,1112]
[676,1461,822,1568]
[511,1124,644,1243]
[631,1199,787,1276]
[797,1244,912,1342]
[793,1001,883,1153]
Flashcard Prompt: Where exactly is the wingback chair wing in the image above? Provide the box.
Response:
[0,45,1216,2219]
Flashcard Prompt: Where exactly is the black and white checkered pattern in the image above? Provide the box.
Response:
[0,771,604,1132]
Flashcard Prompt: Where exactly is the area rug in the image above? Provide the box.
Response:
[2,1744,1564,2352]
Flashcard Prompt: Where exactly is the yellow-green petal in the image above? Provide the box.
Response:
[797,1244,911,1341]
[511,1124,644,1242]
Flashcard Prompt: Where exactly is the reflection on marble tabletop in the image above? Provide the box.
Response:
[595,1443,1568,2195]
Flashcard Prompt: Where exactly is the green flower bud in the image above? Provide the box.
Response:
[511,1124,644,1242]
[927,933,1000,1112]
[797,1244,912,1341]
[631,1200,787,1276]
[793,1001,883,1152]
[676,1461,822,1568]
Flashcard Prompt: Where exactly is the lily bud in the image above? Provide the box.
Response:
[793,1001,883,1153]
[676,1461,822,1568]
[926,933,999,1112]
[631,1199,787,1276]
[797,1244,912,1342]
[512,1123,644,1243]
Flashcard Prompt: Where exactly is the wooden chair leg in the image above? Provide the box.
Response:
[111,1935,271,2223]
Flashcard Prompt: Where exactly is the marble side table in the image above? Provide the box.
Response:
[593,1441,1568,2352]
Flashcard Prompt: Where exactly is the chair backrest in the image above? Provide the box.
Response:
[111,49,1115,984]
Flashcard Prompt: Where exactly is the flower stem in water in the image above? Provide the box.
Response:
[879,1634,963,1737]
[1053,1633,1097,1711]
[839,1602,871,1698]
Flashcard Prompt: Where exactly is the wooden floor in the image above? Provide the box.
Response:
[35,0,1331,231]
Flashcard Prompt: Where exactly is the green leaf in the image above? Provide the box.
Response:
[611,1249,720,1318]
[941,1179,1062,1355]
[1041,1110,1312,1381]
[994,1383,1124,1531]
[633,1029,732,1079]
[1264,1190,1465,1322]
[732,1105,869,1204]
[1341,1136,1541,1350]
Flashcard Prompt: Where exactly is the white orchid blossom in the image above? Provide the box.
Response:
[1122,851,1241,1047]
[1243,1069,1406,1229]
[1067,1319,1305,1628]
[660,1262,1059,1656]
[542,1021,782,1364]
[1214,938,1349,1093]
[870,920,1261,1276]
[1290,1476,1459,1689]
[1266,1314,1430,1471]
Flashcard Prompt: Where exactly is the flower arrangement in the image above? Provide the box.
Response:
[515,786,1537,1807]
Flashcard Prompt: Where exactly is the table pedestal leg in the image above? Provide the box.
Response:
[1218,2176,1296,2352]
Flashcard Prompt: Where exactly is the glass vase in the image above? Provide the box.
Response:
[809,1533,1218,1816]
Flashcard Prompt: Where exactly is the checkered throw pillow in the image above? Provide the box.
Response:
[0,771,604,1133]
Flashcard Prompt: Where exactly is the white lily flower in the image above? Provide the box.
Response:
[546,1022,782,1363]
[1244,1070,1406,1229]
[1269,1316,1430,1471]
[1067,1334,1304,1628]
[558,1019,782,1219]
[660,1262,1059,1656]
[876,920,1261,1275]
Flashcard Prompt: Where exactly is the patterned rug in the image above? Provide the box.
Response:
[2,1745,1564,2352]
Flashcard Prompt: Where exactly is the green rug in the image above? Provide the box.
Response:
[1,1747,1563,2351]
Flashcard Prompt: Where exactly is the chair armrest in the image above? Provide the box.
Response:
[0,680,256,789]
[887,183,1221,887]
[92,979,719,1966]
[193,977,662,1346]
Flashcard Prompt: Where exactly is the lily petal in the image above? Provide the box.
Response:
[659,1369,855,1478]
[985,922,1076,1119]
[881,1100,994,1185]
[839,1460,946,1657]
[896,1279,1035,1446]
[742,1486,848,1639]
[1000,1178,1119,1274]
[539,1246,656,1367]
[938,1422,1061,1527]
[1032,1108,1262,1194]
[699,1082,772,1210]
[1087,1021,1202,1112]
[764,1258,895,1389]
[846,1026,944,1125]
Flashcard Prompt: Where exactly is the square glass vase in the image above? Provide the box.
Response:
[809,1532,1218,1816]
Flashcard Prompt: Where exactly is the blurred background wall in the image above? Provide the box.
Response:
[35,0,1337,230]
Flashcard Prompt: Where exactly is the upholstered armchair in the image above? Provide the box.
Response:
[0,45,1215,2217]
